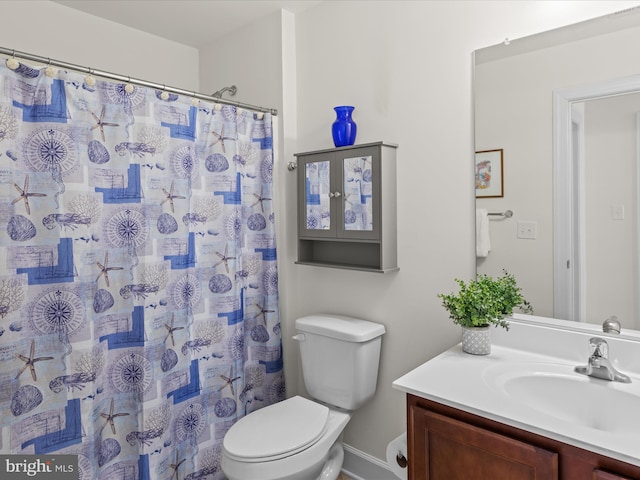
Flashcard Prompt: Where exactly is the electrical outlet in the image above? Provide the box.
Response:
[517,221,537,240]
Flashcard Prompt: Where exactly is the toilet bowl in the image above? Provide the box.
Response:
[221,396,351,480]
[221,314,385,480]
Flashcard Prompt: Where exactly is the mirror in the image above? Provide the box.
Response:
[474,6,640,330]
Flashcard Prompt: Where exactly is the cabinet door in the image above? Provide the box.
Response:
[298,154,337,238]
[298,145,381,240]
[409,405,558,480]
[338,144,380,240]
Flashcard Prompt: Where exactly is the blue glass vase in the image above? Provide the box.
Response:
[332,106,357,147]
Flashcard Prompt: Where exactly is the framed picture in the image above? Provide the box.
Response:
[475,149,504,198]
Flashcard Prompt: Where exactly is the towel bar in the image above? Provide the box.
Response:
[488,210,513,218]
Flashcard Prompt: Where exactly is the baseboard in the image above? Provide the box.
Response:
[341,443,397,480]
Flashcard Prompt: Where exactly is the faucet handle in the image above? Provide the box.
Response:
[603,315,621,334]
[589,337,609,358]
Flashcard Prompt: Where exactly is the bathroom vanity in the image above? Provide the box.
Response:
[393,316,640,479]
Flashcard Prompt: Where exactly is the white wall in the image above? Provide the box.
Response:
[288,0,640,461]
[0,1,199,90]
[199,11,283,109]
[4,0,639,467]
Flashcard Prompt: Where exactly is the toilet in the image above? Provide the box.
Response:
[221,314,385,480]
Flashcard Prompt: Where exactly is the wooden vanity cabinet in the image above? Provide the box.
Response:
[407,394,640,480]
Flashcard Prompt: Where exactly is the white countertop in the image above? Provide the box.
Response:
[392,316,640,467]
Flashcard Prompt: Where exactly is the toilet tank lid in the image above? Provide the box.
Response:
[296,314,385,342]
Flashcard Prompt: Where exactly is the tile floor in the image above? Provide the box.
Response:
[337,473,355,480]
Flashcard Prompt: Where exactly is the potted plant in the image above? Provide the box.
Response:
[438,270,532,355]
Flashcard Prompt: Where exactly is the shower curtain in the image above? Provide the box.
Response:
[0,62,284,479]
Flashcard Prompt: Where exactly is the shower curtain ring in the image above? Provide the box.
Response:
[160,84,170,100]
[125,76,134,93]
[6,50,19,70]
[85,68,96,87]
[45,57,57,78]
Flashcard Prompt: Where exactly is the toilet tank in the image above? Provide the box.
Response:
[294,314,385,411]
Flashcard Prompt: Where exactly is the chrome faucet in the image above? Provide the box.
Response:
[574,337,631,383]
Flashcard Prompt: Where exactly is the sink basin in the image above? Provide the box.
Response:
[484,362,640,434]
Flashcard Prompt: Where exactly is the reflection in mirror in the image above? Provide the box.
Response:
[474,6,640,330]
[553,82,640,327]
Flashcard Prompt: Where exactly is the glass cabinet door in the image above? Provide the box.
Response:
[299,157,336,238]
[304,159,332,230]
[338,144,379,241]
[343,155,373,232]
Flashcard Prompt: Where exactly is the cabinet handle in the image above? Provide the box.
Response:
[329,191,342,198]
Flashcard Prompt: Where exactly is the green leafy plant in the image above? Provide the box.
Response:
[438,270,532,330]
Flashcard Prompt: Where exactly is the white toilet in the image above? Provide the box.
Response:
[221,314,385,480]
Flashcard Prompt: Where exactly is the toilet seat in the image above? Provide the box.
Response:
[223,396,329,462]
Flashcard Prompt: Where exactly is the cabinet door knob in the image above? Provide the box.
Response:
[329,191,342,198]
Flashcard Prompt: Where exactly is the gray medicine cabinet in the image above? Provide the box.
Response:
[294,141,398,273]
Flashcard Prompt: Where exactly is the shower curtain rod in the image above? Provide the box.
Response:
[0,46,278,116]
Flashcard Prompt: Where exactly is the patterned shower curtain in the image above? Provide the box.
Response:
[0,61,284,479]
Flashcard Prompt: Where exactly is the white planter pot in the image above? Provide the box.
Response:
[461,326,491,355]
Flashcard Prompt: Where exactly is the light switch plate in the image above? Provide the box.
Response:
[612,205,625,220]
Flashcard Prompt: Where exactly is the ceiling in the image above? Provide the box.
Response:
[51,0,323,48]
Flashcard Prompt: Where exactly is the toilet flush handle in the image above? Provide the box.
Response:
[292,334,306,342]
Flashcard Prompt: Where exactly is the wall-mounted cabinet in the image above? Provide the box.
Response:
[294,142,398,273]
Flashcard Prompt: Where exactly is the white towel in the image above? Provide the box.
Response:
[476,209,491,257]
